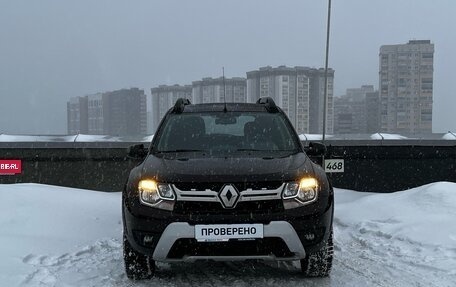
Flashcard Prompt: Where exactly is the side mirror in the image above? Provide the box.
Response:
[127,144,148,159]
[306,142,327,156]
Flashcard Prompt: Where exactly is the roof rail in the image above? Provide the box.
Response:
[256,97,279,113]
[172,98,191,114]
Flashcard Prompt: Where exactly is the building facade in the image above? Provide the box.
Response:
[247,66,334,134]
[67,88,147,136]
[192,77,247,104]
[151,78,247,133]
[379,40,434,133]
[103,88,147,136]
[334,85,378,134]
[87,93,105,135]
[67,96,88,134]
[365,91,380,133]
[151,85,192,132]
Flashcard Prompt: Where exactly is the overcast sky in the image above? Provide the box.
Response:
[0,0,455,134]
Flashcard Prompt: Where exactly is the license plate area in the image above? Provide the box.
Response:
[195,224,264,242]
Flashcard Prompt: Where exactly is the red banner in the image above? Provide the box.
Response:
[0,160,22,175]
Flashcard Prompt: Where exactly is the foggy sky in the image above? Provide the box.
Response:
[1,0,455,134]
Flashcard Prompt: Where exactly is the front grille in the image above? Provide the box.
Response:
[167,237,293,259]
[171,182,285,214]
[173,200,284,215]
[174,181,283,191]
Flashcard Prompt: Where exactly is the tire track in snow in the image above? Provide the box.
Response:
[20,231,455,287]
[334,218,455,287]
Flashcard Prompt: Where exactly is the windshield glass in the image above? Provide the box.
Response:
[154,112,299,153]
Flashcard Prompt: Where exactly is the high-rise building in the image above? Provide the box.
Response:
[67,88,147,136]
[67,96,88,134]
[103,88,147,136]
[151,85,192,132]
[87,93,105,135]
[150,66,333,135]
[150,78,247,133]
[365,91,380,133]
[247,66,334,134]
[334,85,376,134]
[379,40,434,133]
[192,77,247,104]
[146,111,154,134]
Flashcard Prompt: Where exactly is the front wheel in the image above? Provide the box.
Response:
[300,230,333,277]
[123,233,155,280]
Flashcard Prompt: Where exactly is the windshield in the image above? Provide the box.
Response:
[154,112,299,153]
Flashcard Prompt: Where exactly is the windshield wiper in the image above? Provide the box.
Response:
[157,149,205,153]
[236,148,263,151]
[236,149,297,152]
[236,148,299,155]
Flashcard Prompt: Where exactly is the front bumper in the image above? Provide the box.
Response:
[152,221,305,262]
[123,195,333,262]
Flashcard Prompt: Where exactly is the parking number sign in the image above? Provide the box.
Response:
[324,159,344,173]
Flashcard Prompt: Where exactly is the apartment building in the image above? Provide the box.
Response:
[379,40,434,133]
[247,66,334,134]
[67,88,147,136]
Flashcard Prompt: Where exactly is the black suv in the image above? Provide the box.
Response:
[123,97,334,279]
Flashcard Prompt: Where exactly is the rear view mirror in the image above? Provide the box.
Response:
[306,142,327,156]
[215,116,237,125]
[127,144,148,159]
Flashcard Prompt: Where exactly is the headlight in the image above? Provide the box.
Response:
[282,177,319,208]
[138,179,175,210]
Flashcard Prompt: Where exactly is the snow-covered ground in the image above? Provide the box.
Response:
[0,134,154,142]
[370,133,409,140]
[0,182,455,286]
[299,134,334,141]
[442,132,456,140]
[2,133,455,142]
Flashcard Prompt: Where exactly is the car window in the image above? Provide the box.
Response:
[155,112,299,153]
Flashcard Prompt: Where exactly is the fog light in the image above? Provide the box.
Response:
[143,235,154,244]
[304,233,315,241]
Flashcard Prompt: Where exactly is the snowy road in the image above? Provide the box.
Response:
[1,183,455,286]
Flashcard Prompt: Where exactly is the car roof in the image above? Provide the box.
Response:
[181,103,271,113]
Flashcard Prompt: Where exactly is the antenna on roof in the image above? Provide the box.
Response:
[223,67,227,113]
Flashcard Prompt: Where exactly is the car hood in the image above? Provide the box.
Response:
[140,152,314,183]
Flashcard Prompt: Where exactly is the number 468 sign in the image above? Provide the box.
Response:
[324,159,344,173]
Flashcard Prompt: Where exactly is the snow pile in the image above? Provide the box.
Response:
[336,182,456,247]
[0,134,152,142]
[0,182,455,286]
[370,133,408,140]
[142,134,154,142]
[72,134,123,142]
[0,134,76,142]
[442,132,456,140]
[0,184,122,286]
[334,182,456,286]
[299,134,333,141]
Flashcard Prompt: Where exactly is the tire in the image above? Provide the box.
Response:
[300,230,333,277]
[123,233,155,280]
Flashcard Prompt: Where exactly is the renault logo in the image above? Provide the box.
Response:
[218,184,240,209]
